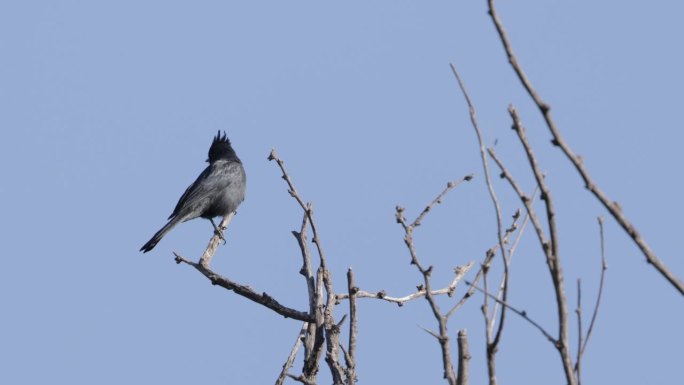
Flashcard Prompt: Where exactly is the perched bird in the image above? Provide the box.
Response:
[140,131,246,253]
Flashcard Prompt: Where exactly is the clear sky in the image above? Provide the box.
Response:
[1,1,682,384]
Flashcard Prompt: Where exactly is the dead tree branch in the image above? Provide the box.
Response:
[335,262,474,306]
[486,0,683,296]
[268,149,352,384]
[198,213,234,267]
[447,205,530,320]
[450,65,510,379]
[583,217,608,355]
[456,329,471,385]
[396,176,473,385]
[269,149,329,271]
[575,217,608,378]
[174,252,313,322]
[345,268,358,385]
[466,282,555,345]
[276,323,308,385]
[292,211,323,379]
[497,106,576,385]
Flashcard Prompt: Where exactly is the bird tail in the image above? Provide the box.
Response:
[140,217,181,253]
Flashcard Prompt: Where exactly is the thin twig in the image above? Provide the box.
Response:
[487,0,683,296]
[489,145,577,384]
[450,65,509,383]
[269,149,329,270]
[396,177,472,385]
[466,282,556,345]
[575,279,583,384]
[418,325,442,340]
[411,175,474,229]
[276,323,309,385]
[491,204,532,325]
[446,208,526,319]
[577,217,608,368]
[488,148,549,251]
[335,262,475,306]
[509,106,560,258]
[481,263,498,385]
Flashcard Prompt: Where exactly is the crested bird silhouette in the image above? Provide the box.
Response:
[140,131,246,253]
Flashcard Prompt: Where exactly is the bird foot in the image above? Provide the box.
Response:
[209,218,227,245]
[214,228,227,245]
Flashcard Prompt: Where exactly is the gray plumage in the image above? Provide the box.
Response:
[140,131,246,253]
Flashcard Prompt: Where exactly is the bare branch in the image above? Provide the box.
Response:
[419,325,442,341]
[286,373,317,385]
[456,329,471,385]
[396,178,472,385]
[270,149,340,382]
[412,175,474,229]
[507,106,575,385]
[486,0,683,296]
[199,213,234,268]
[174,252,313,322]
[447,209,525,319]
[269,149,329,270]
[491,204,533,324]
[346,268,358,385]
[466,282,556,345]
[396,175,473,273]
[577,217,608,370]
[302,268,326,380]
[450,65,510,378]
[276,323,308,385]
[575,279,583,385]
[322,270,345,385]
[508,106,560,257]
[481,263,497,385]
[339,343,352,372]
[292,211,322,379]
[336,262,474,307]
[293,213,316,314]
[488,148,549,252]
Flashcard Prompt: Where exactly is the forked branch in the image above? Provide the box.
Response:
[487,0,683,295]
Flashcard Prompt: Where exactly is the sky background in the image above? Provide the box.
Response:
[1,1,683,384]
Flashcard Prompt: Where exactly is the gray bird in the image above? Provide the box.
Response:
[140,131,246,253]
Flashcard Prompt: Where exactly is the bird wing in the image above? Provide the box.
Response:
[168,163,233,219]
[169,165,216,219]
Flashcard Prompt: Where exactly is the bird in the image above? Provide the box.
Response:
[140,131,246,253]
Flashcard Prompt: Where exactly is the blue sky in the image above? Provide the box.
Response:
[1,1,682,384]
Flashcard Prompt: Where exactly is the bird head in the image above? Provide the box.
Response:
[207,130,239,163]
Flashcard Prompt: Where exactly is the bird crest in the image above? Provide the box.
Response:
[208,130,238,163]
